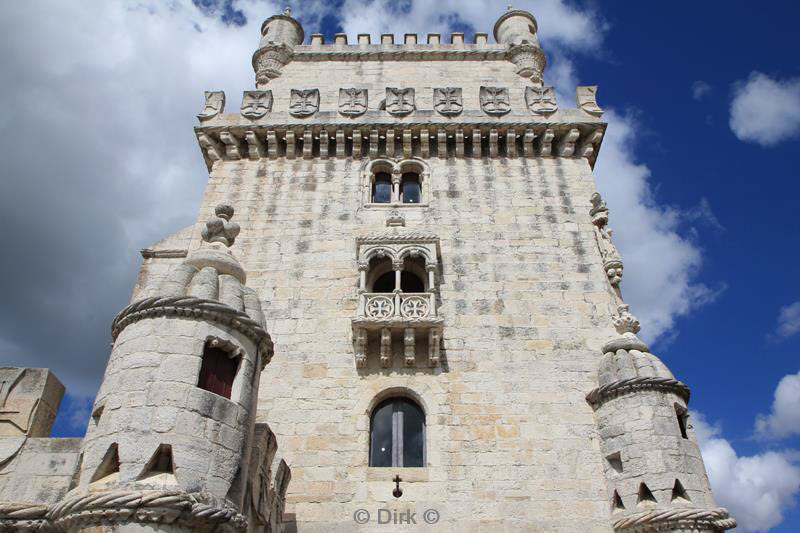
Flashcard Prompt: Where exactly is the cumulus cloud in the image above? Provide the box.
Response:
[755,370,800,439]
[692,80,712,101]
[769,302,800,342]
[0,0,299,402]
[729,71,800,146]
[592,112,722,342]
[693,411,800,532]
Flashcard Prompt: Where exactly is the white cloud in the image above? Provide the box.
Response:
[755,370,800,439]
[692,80,712,100]
[592,111,721,343]
[693,411,800,532]
[730,71,800,146]
[769,302,800,342]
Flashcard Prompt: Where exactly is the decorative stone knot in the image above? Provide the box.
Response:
[201,204,240,247]
[612,304,640,335]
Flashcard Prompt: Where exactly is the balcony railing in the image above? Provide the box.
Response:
[357,292,436,320]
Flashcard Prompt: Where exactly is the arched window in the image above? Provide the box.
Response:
[372,172,392,203]
[198,342,239,399]
[369,397,425,467]
[400,172,421,204]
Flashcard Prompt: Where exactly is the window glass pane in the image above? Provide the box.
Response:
[400,399,424,467]
[401,173,421,204]
[373,172,392,203]
[370,400,394,467]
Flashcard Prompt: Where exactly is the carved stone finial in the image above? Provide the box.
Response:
[507,5,513,11]
[612,304,640,335]
[201,204,241,247]
[284,7,291,16]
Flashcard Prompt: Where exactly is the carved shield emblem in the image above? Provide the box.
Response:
[240,90,273,119]
[525,86,557,115]
[386,87,415,115]
[479,86,510,115]
[433,87,462,116]
[197,91,225,122]
[577,85,604,117]
[339,88,368,116]
[289,89,320,117]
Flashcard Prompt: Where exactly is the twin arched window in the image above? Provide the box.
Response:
[367,160,426,205]
[369,397,425,467]
[371,171,421,204]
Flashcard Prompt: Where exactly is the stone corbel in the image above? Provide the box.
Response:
[579,129,604,158]
[354,329,367,368]
[266,131,278,159]
[244,130,266,160]
[428,329,441,367]
[489,129,499,158]
[523,129,536,157]
[253,44,293,88]
[320,129,329,159]
[404,328,415,366]
[380,328,392,368]
[302,130,313,159]
[420,128,429,158]
[437,129,447,159]
[556,128,579,157]
[197,132,224,162]
[285,130,295,159]
[506,129,516,158]
[219,131,246,160]
[538,128,554,156]
[472,130,482,158]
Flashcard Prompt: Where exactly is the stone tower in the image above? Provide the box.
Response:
[0,5,735,533]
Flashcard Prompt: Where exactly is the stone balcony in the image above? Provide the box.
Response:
[351,291,444,368]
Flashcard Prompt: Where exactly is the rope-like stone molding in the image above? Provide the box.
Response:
[586,376,690,408]
[356,232,439,244]
[0,502,50,531]
[111,296,274,365]
[196,121,606,134]
[47,489,247,532]
[613,506,736,532]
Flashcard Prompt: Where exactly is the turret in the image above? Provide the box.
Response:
[586,194,735,532]
[252,7,305,88]
[493,7,546,83]
[52,205,281,532]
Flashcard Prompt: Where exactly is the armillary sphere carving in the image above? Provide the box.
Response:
[400,296,429,318]
[366,295,394,318]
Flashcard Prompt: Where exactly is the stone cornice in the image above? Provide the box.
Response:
[139,248,188,259]
[111,296,274,366]
[351,317,444,330]
[586,376,691,409]
[289,43,509,62]
[612,506,736,532]
[194,118,606,170]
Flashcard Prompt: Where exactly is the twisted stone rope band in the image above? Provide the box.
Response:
[613,506,736,532]
[586,376,690,408]
[0,502,50,531]
[45,490,246,531]
[111,296,274,366]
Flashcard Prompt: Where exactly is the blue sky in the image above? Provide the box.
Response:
[2,1,799,531]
